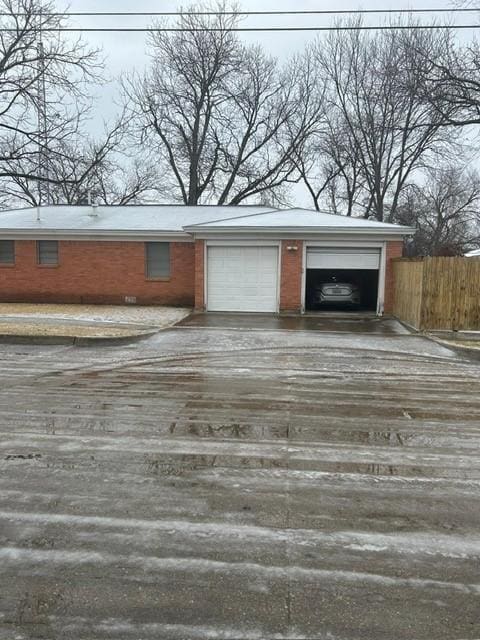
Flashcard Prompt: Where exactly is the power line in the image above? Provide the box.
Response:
[0,25,478,32]
[1,8,480,16]
[0,8,478,33]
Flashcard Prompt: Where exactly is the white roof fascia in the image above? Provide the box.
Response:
[198,233,409,243]
[187,226,415,238]
[0,229,193,241]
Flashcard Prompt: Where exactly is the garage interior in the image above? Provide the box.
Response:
[305,247,380,312]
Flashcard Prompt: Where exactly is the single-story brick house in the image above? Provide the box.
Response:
[0,204,414,314]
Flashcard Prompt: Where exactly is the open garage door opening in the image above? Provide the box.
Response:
[305,247,380,313]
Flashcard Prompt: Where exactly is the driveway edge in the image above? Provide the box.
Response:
[0,329,159,347]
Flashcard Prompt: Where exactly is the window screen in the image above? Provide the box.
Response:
[37,240,58,265]
[146,242,170,278]
[0,240,14,264]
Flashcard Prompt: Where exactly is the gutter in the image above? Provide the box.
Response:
[183,225,416,236]
[0,225,415,241]
[0,229,193,241]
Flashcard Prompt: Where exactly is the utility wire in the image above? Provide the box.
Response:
[1,8,478,32]
[1,8,480,16]
[0,25,478,32]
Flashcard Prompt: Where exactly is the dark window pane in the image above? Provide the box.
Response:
[0,240,14,264]
[37,240,58,265]
[146,242,170,278]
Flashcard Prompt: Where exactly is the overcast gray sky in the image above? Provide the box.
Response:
[59,0,470,68]
[56,0,476,207]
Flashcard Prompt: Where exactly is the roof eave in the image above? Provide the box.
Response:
[0,229,192,240]
[184,225,415,236]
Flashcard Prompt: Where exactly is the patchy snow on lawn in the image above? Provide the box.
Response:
[0,321,146,338]
[0,303,191,328]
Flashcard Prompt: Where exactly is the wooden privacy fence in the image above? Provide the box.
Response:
[393,257,480,331]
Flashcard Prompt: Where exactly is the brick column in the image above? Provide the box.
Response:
[384,240,404,314]
[194,240,205,311]
[280,240,303,313]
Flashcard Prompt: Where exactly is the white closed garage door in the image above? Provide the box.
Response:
[207,245,279,312]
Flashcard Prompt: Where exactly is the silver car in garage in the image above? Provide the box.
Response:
[311,281,361,307]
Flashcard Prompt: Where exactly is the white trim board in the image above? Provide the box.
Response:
[0,231,193,242]
[191,232,408,241]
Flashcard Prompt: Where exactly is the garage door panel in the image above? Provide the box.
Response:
[243,271,261,284]
[207,246,279,312]
[307,247,381,270]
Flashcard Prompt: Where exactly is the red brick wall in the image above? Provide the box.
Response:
[0,240,195,306]
[384,240,404,314]
[4,237,401,312]
[194,240,205,311]
[280,240,303,312]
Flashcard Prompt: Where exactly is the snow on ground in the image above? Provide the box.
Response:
[0,304,191,337]
[0,321,152,338]
[0,303,191,327]
[1,318,480,638]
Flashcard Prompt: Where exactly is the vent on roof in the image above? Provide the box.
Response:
[88,202,99,217]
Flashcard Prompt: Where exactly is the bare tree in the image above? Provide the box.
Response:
[0,0,100,201]
[216,48,321,205]
[125,3,322,205]
[295,150,340,213]
[297,111,367,215]
[1,116,159,206]
[394,165,480,255]
[311,21,458,221]
[416,28,480,127]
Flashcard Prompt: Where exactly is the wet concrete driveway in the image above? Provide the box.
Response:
[178,312,410,334]
[1,317,479,639]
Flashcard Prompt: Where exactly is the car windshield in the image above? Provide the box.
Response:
[322,283,352,290]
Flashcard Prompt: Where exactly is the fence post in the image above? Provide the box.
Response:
[419,258,428,331]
